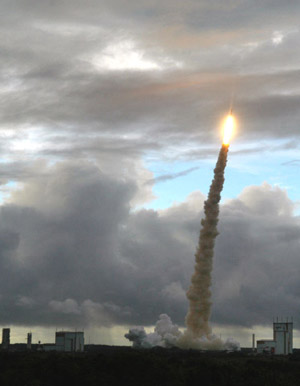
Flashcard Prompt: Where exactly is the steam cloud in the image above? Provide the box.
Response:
[185,144,229,338]
[126,314,239,351]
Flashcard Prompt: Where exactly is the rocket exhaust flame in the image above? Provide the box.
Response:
[185,118,231,339]
[223,114,234,145]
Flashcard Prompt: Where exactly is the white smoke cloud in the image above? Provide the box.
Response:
[125,314,182,348]
[125,314,240,351]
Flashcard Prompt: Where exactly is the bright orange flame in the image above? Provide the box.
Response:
[223,114,235,145]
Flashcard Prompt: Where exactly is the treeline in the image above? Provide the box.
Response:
[1,347,300,386]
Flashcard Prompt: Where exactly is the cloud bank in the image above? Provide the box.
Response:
[0,160,298,330]
[0,0,300,334]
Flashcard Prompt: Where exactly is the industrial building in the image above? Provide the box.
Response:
[44,331,84,352]
[27,333,32,350]
[56,331,84,352]
[257,320,293,355]
[2,328,10,350]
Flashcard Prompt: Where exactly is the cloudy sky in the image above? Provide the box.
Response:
[1,0,300,346]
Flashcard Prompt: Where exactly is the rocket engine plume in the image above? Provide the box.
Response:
[125,115,239,351]
[185,142,229,338]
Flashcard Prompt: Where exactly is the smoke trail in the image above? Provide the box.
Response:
[125,141,236,350]
[185,144,229,338]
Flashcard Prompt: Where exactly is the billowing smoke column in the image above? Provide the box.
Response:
[185,143,229,338]
[125,114,237,351]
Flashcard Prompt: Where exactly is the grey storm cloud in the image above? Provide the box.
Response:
[0,161,299,330]
[0,0,300,164]
[0,0,300,333]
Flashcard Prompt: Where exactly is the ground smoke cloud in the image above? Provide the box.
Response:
[125,314,240,351]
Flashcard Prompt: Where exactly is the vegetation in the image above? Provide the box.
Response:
[1,346,300,386]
